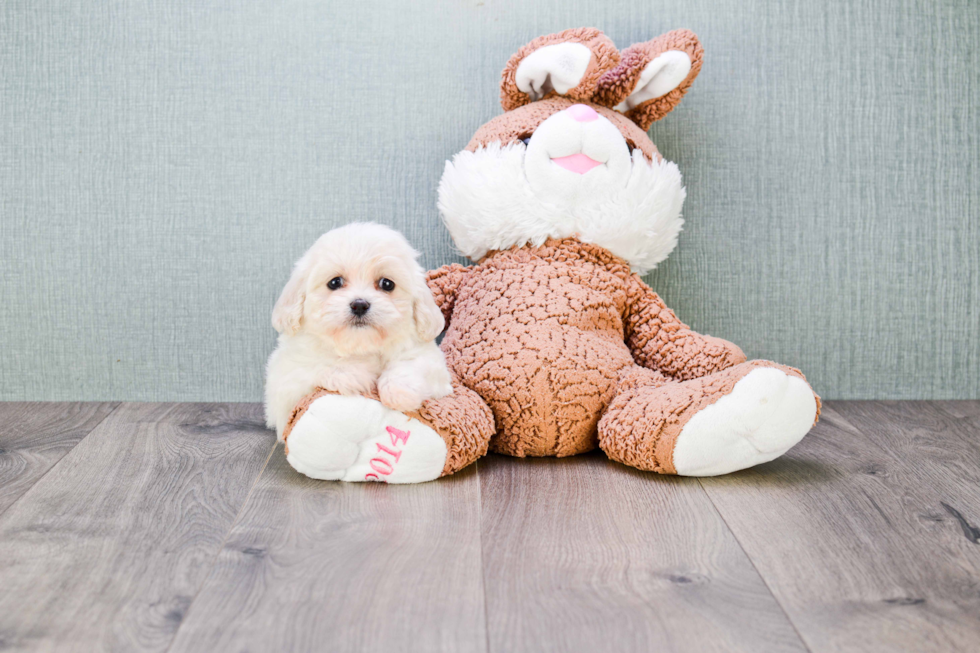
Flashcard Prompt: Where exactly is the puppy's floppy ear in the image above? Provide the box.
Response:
[595,29,703,131]
[412,272,446,342]
[271,252,312,336]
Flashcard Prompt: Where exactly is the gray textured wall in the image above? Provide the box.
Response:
[1,0,978,401]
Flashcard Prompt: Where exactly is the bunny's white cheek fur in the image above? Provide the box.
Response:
[438,143,686,275]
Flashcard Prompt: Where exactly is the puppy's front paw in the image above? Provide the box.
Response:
[317,370,373,396]
[379,382,424,412]
[433,380,454,400]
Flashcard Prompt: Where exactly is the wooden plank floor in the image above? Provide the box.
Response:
[0,401,978,652]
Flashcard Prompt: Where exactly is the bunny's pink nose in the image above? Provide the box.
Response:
[566,104,599,122]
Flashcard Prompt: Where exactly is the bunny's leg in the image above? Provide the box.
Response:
[283,377,493,483]
[598,361,820,476]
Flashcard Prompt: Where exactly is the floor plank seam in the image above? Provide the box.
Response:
[696,477,815,653]
[163,438,279,653]
[0,401,123,521]
[829,403,980,553]
[6,402,976,651]
[475,460,492,653]
[823,403,974,542]
[823,404,925,481]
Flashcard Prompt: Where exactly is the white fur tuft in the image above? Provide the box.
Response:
[437,143,686,274]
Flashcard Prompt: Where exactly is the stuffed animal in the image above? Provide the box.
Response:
[282,27,820,483]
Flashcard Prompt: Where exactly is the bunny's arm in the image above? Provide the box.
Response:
[426,263,473,328]
[624,274,746,381]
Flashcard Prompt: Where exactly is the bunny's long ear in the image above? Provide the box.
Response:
[500,27,620,111]
[595,30,703,131]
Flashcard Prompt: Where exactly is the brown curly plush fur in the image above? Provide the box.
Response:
[465,97,660,161]
[595,29,704,130]
[498,27,704,133]
[424,238,818,471]
[282,379,495,477]
[599,360,818,473]
[500,27,621,111]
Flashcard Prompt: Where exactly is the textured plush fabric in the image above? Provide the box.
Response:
[282,378,494,476]
[596,30,704,129]
[500,28,621,111]
[432,239,638,457]
[412,377,495,475]
[427,238,816,466]
[2,0,978,402]
[599,360,819,473]
[465,97,660,161]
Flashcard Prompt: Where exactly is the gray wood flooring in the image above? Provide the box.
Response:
[0,401,978,652]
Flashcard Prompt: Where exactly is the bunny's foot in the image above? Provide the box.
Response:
[599,361,820,476]
[283,392,447,483]
[282,379,494,483]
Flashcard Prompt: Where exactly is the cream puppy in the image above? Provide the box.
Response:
[265,223,453,440]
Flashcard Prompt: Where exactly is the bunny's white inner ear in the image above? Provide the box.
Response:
[515,42,592,101]
[615,50,692,112]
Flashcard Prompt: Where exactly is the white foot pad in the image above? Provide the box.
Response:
[672,368,817,477]
[285,395,447,484]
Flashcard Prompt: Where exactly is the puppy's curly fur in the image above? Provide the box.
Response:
[265,223,452,440]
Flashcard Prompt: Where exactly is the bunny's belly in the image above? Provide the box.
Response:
[442,268,636,457]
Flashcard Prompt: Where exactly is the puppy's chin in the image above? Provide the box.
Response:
[327,322,389,357]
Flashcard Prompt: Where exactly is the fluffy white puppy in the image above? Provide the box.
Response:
[265,223,453,440]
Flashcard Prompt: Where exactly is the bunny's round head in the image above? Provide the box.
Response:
[438,28,703,274]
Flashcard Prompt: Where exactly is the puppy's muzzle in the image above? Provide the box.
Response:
[349,299,370,318]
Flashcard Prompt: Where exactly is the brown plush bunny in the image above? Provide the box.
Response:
[282,28,820,483]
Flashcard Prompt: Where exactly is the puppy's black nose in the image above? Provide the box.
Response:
[349,299,370,317]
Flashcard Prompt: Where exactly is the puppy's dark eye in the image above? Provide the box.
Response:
[378,278,395,292]
[327,277,344,290]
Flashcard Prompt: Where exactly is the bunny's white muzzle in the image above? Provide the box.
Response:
[523,104,634,206]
